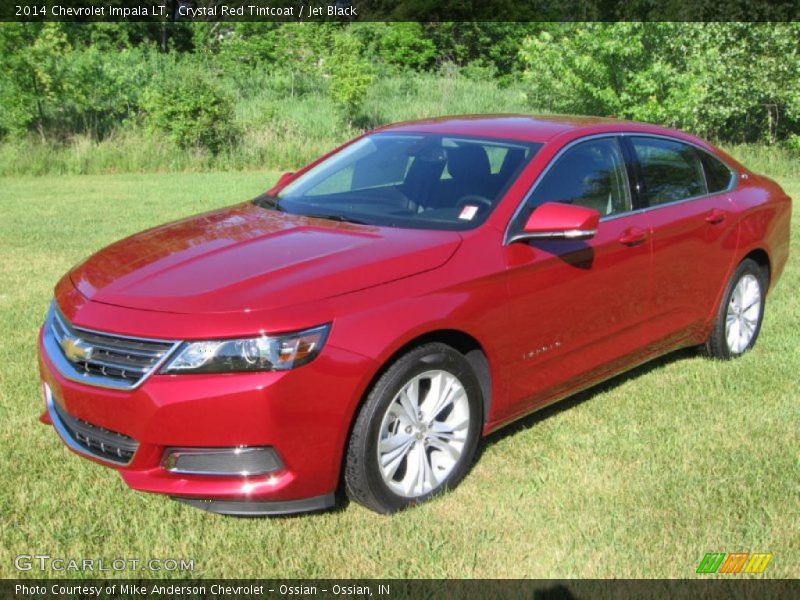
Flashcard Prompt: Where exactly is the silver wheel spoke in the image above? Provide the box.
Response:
[429,427,461,443]
[398,388,420,424]
[432,415,469,434]
[743,305,760,320]
[421,372,456,421]
[741,317,755,334]
[380,437,414,479]
[386,404,413,427]
[379,432,414,454]
[727,325,738,352]
[742,300,759,313]
[399,442,425,496]
[734,284,743,308]
[427,436,461,462]
[419,445,438,492]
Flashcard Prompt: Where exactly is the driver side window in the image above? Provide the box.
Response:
[528,138,632,217]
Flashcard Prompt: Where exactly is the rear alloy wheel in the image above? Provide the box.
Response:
[345,343,482,513]
[704,258,767,359]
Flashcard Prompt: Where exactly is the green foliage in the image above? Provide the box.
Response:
[327,32,375,123]
[209,23,332,101]
[722,143,800,179]
[0,23,150,140]
[0,74,533,175]
[787,134,800,155]
[424,23,537,79]
[2,21,800,168]
[140,73,237,153]
[458,60,498,82]
[0,24,40,137]
[520,23,800,142]
[215,23,333,77]
[375,23,436,71]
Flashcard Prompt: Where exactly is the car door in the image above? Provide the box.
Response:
[623,136,739,350]
[498,136,653,421]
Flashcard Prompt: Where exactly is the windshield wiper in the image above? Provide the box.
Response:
[254,196,368,225]
[300,213,370,225]
[253,193,285,211]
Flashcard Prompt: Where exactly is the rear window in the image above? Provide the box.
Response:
[700,151,735,193]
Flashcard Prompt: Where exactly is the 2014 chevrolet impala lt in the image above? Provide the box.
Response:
[38,115,791,515]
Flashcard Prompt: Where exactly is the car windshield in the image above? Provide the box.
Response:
[257,133,541,230]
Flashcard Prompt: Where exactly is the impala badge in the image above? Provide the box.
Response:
[522,341,562,360]
[61,336,94,363]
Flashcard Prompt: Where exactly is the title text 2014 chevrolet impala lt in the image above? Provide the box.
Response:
[38,116,791,515]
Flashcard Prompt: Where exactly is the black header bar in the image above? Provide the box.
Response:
[1,0,799,22]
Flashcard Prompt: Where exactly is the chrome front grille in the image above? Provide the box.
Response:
[49,394,139,464]
[44,302,180,390]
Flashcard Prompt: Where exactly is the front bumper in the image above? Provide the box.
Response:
[38,326,375,515]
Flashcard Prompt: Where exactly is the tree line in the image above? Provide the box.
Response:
[1,22,798,156]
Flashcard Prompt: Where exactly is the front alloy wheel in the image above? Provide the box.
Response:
[377,369,470,498]
[345,343,482,513]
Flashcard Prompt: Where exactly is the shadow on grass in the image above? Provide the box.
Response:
[535,585,578,600]
[479,347,698,454]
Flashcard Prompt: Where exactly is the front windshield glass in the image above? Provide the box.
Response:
[260,133,541,230]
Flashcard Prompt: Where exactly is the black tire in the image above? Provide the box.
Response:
[344,343,483,514]
[704,258,767,360]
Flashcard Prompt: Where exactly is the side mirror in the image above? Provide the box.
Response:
[509,202,600,243]
[266,171,295,195]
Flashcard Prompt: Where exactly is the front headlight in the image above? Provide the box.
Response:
[162,324,330,374]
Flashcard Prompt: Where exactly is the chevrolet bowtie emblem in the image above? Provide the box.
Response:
[61,336,94,362]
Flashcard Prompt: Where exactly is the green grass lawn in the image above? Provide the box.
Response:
[0,171,797,579]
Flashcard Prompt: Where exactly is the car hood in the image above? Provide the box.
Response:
[69,202,462,315]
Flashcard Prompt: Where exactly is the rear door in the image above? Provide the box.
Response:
[623,136,739,349]
[499,136,653,421]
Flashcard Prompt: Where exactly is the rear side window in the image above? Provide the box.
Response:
[700,151,735,193]
[630,137,707,206]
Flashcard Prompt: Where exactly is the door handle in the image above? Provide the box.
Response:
[705,208,727,225]
[618,227,649,247]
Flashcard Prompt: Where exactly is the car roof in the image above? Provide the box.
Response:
[375,114,700,146]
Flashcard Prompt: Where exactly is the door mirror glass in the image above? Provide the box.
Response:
[510,202,600,243]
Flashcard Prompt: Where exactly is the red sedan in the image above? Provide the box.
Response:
[38,115,791,515]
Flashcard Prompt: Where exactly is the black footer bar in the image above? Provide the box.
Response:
[2,579,799,600]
